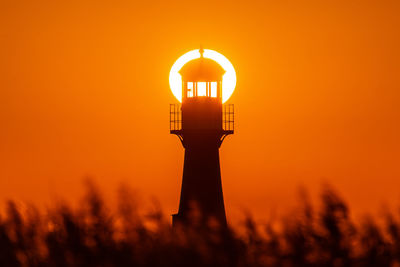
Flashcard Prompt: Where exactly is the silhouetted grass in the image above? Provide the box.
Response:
[0,181,399,267]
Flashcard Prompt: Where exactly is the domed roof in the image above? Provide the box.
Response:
[179,52,225,82]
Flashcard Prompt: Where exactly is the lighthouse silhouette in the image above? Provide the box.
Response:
[170,48,234,227]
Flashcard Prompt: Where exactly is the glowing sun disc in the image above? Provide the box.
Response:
[169,49,236,103]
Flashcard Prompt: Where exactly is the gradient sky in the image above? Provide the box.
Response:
[1,0,399,221]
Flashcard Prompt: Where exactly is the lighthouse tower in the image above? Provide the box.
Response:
[170,48,234,227]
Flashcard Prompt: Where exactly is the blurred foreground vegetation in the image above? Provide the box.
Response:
[1,182,399,267]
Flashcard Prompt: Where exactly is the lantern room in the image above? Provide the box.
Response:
[179,49,226,101]
[170,48,234,135]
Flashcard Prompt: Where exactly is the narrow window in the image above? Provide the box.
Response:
[187,82,193,97]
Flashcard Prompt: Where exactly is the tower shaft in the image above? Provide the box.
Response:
[171,99,233,227]
[173,132,227,226]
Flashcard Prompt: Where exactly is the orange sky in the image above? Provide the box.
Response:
[0,0,399,221]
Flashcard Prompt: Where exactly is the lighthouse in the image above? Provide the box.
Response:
[170,48,234,227]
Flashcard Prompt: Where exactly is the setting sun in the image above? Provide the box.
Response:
[169,49,236,103]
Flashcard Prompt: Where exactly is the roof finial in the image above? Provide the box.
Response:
[199,45,204,58]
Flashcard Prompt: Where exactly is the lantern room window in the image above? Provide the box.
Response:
[210,82,217,97]
[186,82,218,98]
[198,82,207,96]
